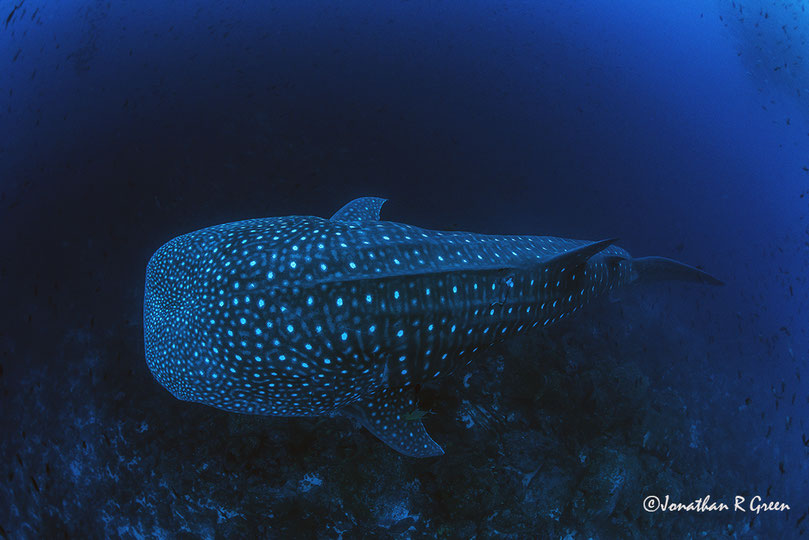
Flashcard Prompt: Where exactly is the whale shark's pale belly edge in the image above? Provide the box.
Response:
[144,197,721,457]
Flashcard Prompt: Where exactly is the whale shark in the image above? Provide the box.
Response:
[144,197,721,457]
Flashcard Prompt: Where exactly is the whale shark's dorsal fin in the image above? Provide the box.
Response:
[341,386,444,458]
[330,197,388,222]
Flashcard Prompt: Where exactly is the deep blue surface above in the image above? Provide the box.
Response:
[1,1,808,538]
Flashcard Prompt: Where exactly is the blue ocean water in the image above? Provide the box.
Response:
[1,0,807,537]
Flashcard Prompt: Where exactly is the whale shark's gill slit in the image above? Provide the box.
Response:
[317,300,339,349]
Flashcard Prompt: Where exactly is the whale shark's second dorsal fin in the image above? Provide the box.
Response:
[540,238,619,272]
[330,197,388,222]
[341,386,444,458]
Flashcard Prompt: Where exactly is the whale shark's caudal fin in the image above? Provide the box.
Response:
[341,386,444,458]
[631,256,724,286]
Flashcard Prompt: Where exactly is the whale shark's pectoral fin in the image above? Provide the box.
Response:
[330,197,388,222]
[341,386,445,458]
[541,238,619,271]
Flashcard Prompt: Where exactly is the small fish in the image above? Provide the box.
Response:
[403,409,433,422]
[5,0,24,28]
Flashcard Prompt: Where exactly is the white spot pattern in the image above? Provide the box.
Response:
[143,198,634,455]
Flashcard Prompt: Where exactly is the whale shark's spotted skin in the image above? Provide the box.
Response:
[144,197,721,456]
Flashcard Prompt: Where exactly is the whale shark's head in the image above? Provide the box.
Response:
[143,236,201,402]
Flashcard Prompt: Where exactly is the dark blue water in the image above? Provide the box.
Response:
[2,1,807,538]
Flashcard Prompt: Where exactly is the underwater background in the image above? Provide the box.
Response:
[1,0,808,538]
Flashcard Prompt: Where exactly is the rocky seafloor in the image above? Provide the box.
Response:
[0,292,795,539]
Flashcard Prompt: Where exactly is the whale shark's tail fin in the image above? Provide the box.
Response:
[631,256,724,286]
